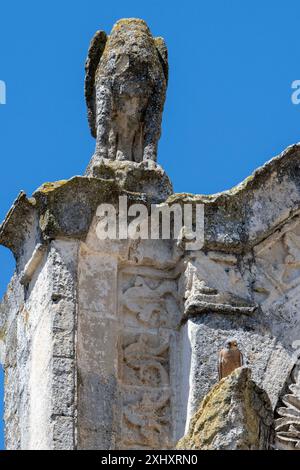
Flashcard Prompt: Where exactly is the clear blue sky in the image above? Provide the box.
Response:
[1,0,300,449]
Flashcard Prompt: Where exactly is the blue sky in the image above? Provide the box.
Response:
[1,0,300,449]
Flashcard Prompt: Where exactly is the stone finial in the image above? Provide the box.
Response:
[177,368,274,450]
[84,18,168,174]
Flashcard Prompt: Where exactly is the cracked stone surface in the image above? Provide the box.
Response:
[177,368,274,450]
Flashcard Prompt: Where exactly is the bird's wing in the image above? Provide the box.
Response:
[240,351,244,366]
[84,30,107,137]
[218,352,223,380]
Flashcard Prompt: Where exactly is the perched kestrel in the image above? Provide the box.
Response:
[218,339,243,380]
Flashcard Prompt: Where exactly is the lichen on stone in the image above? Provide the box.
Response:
[37,180,69,194]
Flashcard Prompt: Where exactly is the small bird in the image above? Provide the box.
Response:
[218,339,243,380]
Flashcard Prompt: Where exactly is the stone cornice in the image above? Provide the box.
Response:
[1,144,300,258]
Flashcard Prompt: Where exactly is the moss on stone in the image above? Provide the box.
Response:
[177,368,273,450]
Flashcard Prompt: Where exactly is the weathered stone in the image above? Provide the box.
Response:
[168,143,300,252]
[275,361,300,450]
[0,239,78,450]
[1,18,300,451]
[85,18,168,167]
[177,368,274,450]
[0,192,38,262]
[52,416,74,450]
[0,163,172,261]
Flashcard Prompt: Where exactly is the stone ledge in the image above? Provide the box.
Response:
[169,143,300,252]
[0,160,172,259]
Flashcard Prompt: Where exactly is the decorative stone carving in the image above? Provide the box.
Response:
[123,389,171,449]
[122,333,169,387]
[183,256,257,319]
[253,219,300,309]
[118,268,180,449]
[3,16,300,451]
[85,18,168,171]
[121,273,180,328]
[275,362,300,450]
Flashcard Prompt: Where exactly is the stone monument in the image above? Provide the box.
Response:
[0,18,300,450]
